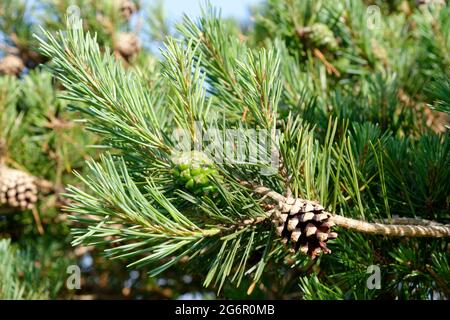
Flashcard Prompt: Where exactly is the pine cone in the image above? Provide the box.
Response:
[271,197,337,258]
[0,166,38,210]
[423,105,449,133]
[171,151,219,195]
[117,0,137,19]
[114,33,140,61]
[0,55,25,76]
[308,23,338,52]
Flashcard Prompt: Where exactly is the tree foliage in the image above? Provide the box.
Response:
[1,0,449,300]
[34,1,450,299]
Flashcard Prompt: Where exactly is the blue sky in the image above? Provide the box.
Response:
[162,0,261,23]
[139,0,262,52]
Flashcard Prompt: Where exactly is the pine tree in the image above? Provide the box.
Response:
[34,1,449,299]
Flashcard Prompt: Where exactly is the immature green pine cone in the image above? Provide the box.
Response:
[171,151,219,195]
[308,23,338,52]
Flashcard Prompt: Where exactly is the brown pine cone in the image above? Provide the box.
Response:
[0,55,25,76]
[271,197,337,258]
[117,0,137,19]
[0,166,38,210]
[114,32,140,61]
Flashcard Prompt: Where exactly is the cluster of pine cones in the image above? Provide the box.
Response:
[0,166,38,211]
[271,197,337,258]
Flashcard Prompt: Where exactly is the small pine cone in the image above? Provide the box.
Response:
[117,0,137,19]
[271,197,337,258]
[171,151,219,196]
[0,55,25,76]
[308,23,338,52]
[0,166,38,211]
[114,32,140,61]
[423,105,449,133]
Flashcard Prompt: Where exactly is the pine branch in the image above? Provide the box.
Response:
[331,215,450,238]
[250,184,450,238]
[33,5,450,297]
[374,217,446,226]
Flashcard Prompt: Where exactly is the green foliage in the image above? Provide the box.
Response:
[35,2,450,299]
[426,73,450,114]
[299,275,344,300]
[0,0,165,300]
[0,0,141,66]
[252,0,449,137]
[0,238,70,299]
[1,0,448,300]
[0,76,22,152]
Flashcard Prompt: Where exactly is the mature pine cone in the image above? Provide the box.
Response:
[271,197,337,258]
[308,23,338,52]
[0,166,38,210]
[171,151,219,196]
[0,55,25,76]
[114,32,140,61]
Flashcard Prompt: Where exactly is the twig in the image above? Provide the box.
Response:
[313,48,340,77]
[248,183,450,238]
[331,215,449,238]
[375,217,447,227]
[31,207,45,235]
[34,178,55,194]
